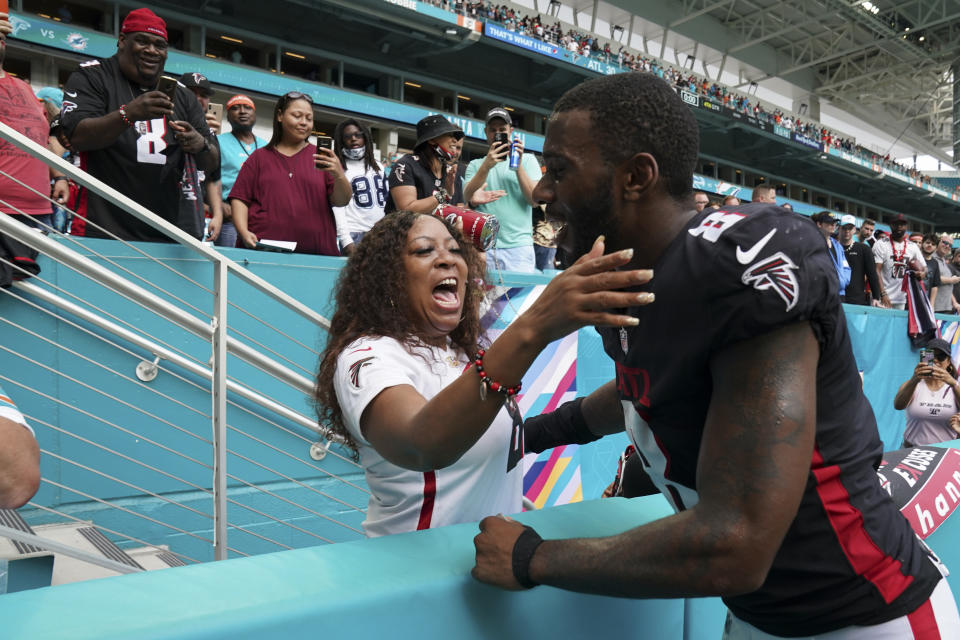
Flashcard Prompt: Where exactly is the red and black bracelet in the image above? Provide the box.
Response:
[118,104,135,128]
[474,348,521,400]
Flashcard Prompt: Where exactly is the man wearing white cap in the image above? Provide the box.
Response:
[838,214,882,306]
[464,106,540,273]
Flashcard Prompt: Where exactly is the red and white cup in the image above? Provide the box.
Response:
[433,204,499,252]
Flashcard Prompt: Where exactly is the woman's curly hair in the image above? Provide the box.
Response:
[314,211,486,458]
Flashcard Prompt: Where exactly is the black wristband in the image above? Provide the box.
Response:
[512,525,544,589]
[52,176,69,183]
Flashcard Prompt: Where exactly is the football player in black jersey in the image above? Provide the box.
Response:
[473,72,960,638]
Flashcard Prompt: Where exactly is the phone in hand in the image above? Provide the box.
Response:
[207,102,223,126]
[315,134,333,151]
[493,132,509,147]
[920,349,935,373]
[156,75,179,101]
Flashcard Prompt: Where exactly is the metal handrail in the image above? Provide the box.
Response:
[0,524,143,576]
[0,119,354,565]
[0,216,316,396]
[0,121,330,330]
[10,280,323,436]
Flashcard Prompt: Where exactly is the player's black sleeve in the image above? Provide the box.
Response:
[523,397,600,454]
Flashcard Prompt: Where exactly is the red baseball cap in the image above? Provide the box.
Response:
[121,8,168,40]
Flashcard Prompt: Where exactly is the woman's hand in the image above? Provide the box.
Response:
[314,147,344,176]
[950,413,960,436]
[520,236,653,345]
[913,362,932,380]
[239,229,258,248]
[929,362,957,387]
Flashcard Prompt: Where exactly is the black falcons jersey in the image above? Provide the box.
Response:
[60,56,213,242]
[599,203,941,636]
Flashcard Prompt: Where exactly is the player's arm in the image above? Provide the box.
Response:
[0,417,41,510]
[523,380,623,454]
[474,321,817,597]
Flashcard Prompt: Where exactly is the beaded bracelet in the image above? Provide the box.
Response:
[118,104,135,128]
[474,349,521,402]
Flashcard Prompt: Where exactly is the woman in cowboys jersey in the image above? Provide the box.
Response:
[314,212,650,536]
[331,119,386,257]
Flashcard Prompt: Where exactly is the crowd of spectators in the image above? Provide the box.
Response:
[431,0,951,192]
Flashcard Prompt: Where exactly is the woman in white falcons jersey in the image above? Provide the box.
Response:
[332,119,387,257]
[314,212,651,537]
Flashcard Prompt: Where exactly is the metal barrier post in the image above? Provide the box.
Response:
[212,260,229,560]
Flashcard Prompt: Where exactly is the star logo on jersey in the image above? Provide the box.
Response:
[741,251,800,311]
[348,356,375,387]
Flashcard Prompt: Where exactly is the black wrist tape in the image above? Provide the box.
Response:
[511,525,544,589]
[522,396,599,454]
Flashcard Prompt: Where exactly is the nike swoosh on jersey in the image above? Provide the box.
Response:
[736,228,778,265]
[64,90,77,98]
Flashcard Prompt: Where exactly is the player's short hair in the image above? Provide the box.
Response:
[552,72,699,200]
[752,183,776,199]
[862,218,876,227]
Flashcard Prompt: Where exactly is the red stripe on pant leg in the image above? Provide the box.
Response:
[417,471,436,530]
[810,447,914,604]
[907,597,941,640]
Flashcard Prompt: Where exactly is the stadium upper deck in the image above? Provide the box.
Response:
[7,0,960,229]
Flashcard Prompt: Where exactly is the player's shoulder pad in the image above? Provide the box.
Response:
[686,203,823,310]
[687,202,816,258]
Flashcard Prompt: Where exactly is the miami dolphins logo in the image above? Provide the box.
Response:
[65,33,89,51]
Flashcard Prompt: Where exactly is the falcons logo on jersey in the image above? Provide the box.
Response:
[349,356,375,387]
[741,251,800,311]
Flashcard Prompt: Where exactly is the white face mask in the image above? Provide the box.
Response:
[343,146,365,161]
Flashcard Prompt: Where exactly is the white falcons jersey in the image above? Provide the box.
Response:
[334,335,522,537]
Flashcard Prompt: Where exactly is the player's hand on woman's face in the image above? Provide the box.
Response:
[523,235,653,344]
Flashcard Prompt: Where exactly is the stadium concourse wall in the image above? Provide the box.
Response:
[0,471,958,639]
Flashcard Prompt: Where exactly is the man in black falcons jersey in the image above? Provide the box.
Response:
[59,8,219,242]
[472,72,960,638]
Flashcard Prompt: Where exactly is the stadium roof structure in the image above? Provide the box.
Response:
[579,0,960,165]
